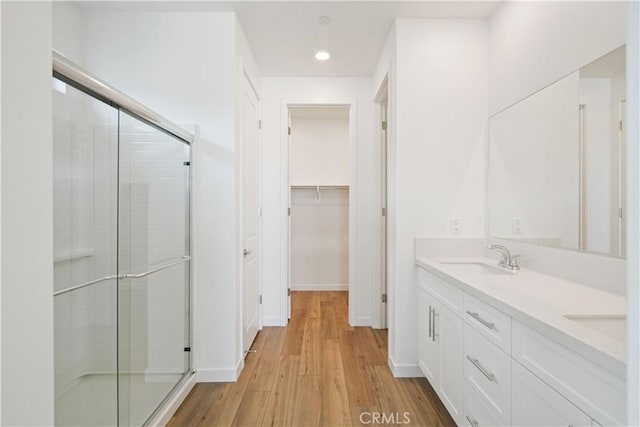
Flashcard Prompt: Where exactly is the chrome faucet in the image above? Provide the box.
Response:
[487,244,520,271]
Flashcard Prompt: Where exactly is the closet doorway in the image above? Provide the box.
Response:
[287,106,351,316]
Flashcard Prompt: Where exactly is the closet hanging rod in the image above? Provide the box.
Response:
[291,185,349,190]
[52,50,194,145]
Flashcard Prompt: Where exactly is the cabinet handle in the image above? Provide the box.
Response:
[432,311,438,342]
[466,415,479,427]
[428,306,432,338]
[466,310,495,330]
[466,355,496,382]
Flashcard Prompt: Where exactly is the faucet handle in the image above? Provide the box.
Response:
[508,255,521,270]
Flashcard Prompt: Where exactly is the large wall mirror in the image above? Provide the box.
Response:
[489,45,626,257]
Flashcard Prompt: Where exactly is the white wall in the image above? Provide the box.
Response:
[290,112,350,186]
[52,1,84,64]
[489,1,626,115]
[290,188,349,290]
[382,19,488,376]
[1,2,54,425]
[260,77,376,327]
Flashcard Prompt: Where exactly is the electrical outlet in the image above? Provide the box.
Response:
[449,217,461,234]
[512,217,522,234]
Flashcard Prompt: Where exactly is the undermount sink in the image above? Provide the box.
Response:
[563,314,626,342]
[439,261,513,275]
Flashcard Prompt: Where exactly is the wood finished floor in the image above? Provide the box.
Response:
[168,291,455,427]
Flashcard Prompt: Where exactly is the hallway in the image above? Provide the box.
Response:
[168,291,454,426]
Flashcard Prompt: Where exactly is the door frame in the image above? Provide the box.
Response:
[373,75,389,329]
[279,100,358,326]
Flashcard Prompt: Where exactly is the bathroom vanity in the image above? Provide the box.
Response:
[414,256,626,426]
[413,43,629,427]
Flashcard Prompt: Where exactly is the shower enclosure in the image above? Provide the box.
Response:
[52,52,192,426]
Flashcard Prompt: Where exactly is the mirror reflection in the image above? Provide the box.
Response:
[489,46,626,257]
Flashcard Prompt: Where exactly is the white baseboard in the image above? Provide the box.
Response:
[147,372,196,426]
[196,357,244,382]
[388,355,422,378]
[291,283,348,291]
[351,316,372,327]
[263,315,284,327]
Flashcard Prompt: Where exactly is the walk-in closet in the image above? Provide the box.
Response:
[289,107,350,294]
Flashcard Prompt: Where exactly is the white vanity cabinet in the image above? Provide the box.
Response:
[511,360,592,427]
[416,265,626,427]
[418,271,465,425]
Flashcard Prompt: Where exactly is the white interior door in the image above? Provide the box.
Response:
[242,76,260,353]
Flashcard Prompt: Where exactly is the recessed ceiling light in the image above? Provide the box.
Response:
[315,50,331,61]
[318,16,332,26]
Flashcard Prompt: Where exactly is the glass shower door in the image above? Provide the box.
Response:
[117,111,191,426]
[53,78,119,426]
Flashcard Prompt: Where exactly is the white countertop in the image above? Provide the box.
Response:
[415,256,626,378]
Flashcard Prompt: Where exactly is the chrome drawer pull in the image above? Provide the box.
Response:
[466,355,496,382]
[466,310,495,330]
[432,311,438,342]
[466,415,479,427]
[428,305,432,338]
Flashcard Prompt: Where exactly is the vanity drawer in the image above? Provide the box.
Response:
[464,293,511,353]
[464,324,511,425]
[511,321,625,426]
[418,267,464,316]
[464,384,505,427]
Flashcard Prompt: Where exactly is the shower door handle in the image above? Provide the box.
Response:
[123,256,190,279]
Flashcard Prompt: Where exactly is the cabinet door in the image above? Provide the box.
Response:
[512,361,592,427]
[436,301,464,425]
[418,289,439,385]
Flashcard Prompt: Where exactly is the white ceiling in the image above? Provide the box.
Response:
[80,1,501,77]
